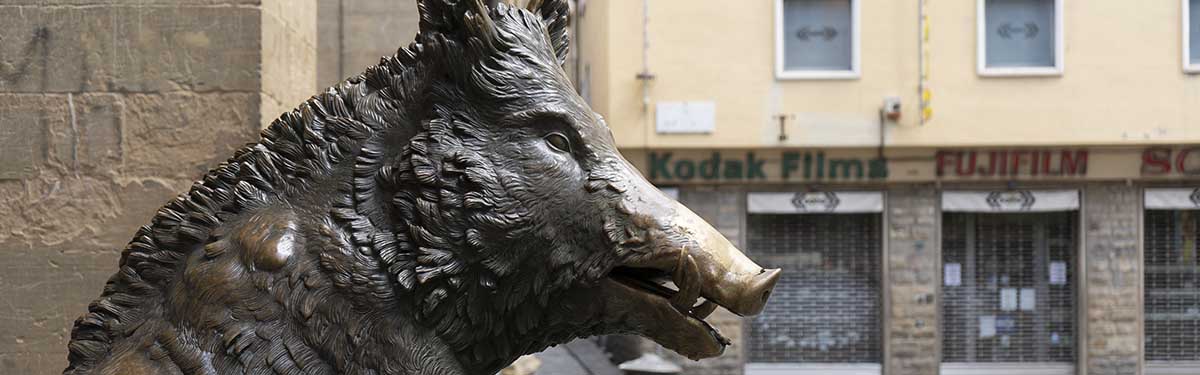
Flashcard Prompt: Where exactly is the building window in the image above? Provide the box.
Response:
[745,210,881,373]
[977,0,1063,76]
[1186,0,1199,72]
[775,0,861,79]
[941,212,1077,375]
[1145,209,1200,374]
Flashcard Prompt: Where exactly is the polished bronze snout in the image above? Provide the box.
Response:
[598,160,781,360]
[662,201,781,317]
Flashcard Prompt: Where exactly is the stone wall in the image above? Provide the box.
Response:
[316,0,420,89]
[0,1,315,374]
[1083,185,1142,375]
[261,0,318,127]
[885,186,941,375]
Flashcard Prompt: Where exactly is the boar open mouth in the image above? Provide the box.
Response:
[599,260,779,360]
[591,199,780,359]
[607,264,731,358]
[609,267,722,321]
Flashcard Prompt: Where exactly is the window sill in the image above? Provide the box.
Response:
[746,363,881,375]
[1146,361,1200,375]
[978,66,1063,77]
[1185,65,1200,74]
[940,363,1073,375]
[776,70,861,80]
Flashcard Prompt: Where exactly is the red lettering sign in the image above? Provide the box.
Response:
[936,149,1089,178]
[1141,147,1200,176]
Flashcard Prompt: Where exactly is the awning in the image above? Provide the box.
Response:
[942,190,1079,213]
[748,191,883,214]
[1145,188,1200,210]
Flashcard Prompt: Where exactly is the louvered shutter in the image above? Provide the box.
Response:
[746,212,882,366]
[940,212,1077,373]
[1144,209,1200,374]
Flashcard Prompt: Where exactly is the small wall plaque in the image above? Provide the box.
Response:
[656,101,715,134]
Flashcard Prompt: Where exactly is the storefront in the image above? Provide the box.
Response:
[743,192,884,375]
[1144,188,1200,375]
[631,145,1200,375]
[939,190,1079,375]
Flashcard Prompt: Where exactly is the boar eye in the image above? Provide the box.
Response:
[544,132,571,153]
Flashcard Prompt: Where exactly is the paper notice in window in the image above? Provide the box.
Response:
[980,315,996,338]
[944,263,962,286]
[1020,288,1036,311]
[1000,288,1018,311]
[1050,262,1067,285]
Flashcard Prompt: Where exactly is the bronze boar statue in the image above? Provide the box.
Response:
[63,0,780,374]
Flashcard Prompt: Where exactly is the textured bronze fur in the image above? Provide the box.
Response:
[63,1,777,374]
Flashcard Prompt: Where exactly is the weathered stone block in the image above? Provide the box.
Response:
[261,0,317,127]
[0,93,123,175]
[885,187,940,375]
[119,92,259,179]
[0,240,121,374]
[0,5,261,93]
[3,0,260,4]
[1082,184,1142,375]
[0,107,38,179]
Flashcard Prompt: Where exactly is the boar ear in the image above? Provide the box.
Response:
[417,0,501,35]
[527,0,571,67]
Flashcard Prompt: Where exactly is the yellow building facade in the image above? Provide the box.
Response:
[580,0,1199,149]
[575,1,1200,375]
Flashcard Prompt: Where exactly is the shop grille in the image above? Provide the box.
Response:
[941,212,1077,364]
[1144,210,1200,362]
[745,213,882,364]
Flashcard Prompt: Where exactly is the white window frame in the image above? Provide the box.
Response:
[774,0,862,80]
[976,0,1064,77]
[1186,0,1199,73]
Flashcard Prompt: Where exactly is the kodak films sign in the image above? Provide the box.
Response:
[628,146,1199,185]
[645,151,888,182]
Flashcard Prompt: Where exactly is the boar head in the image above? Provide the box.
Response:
[377,0,782,372]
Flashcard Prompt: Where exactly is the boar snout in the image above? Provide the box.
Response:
[597,160,780,359]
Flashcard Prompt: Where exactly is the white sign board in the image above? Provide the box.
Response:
[1020,288,1036,311]
[1145,188,1200,210]
[942,190,1079,212]
[944,263,962,286]
[979,316,996,338]
[1000,288,1018,312]
[656,101,715,134]
[1049,262,1068,285]
[748,191,884,214]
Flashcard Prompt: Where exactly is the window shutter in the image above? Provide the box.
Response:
[1145,210,1200,367]
[941,212,1077,367]
[747,213,882,365]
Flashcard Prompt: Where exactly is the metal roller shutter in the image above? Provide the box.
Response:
[941,212,1077,367]
[746,213,882,365]
[1144,210,1200,365]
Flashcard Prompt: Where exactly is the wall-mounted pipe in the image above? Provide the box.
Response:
[918,0,932,125]
[637,0,654,113]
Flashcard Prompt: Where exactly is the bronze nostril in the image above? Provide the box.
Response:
[730,268,780,316]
